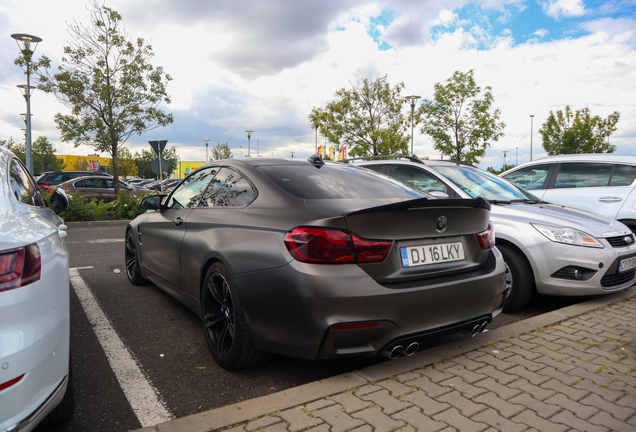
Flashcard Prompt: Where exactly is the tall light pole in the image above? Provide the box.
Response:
[530,115,535,161]
[406,95,420,156]
[245,130,253,157]
[12,33,41,175]
[204,139,210,163]
[502,150,508,172]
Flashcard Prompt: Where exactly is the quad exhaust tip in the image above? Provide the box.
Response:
[470,320,489,337]
[404,342,419,356]
[383,341,419,359]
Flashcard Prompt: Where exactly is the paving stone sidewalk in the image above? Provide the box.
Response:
[137,292,636,432]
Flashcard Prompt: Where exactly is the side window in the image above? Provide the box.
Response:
[9,158,46,207]
[503,164,551,190]
[199,167,256,208]
[554,163,611,189]
[79,178,100,188]
[363,165,387,174]
[119,181,128,189]
[103,179,115,188]
[74,180,87,188]
[167,167,219,209]
[390,165,448,194]
[610,164,636,186]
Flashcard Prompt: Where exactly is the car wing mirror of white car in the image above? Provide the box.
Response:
[429,191,450,199]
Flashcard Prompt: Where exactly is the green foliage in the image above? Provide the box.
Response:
[539,106,619,155]
[22,0,172,193]
[48,190,150,222]
[309,73,410,157]
[109,146,137,178]
[211,142,233,160]
[487,163,517,175]
[133,148,177,179]
[1,136,66,174]
[416,70,505,165]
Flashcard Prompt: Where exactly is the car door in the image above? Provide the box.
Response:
[139,167,219,289]
[542,162,633,219]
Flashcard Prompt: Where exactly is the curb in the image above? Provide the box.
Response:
[65,220,131,228]
[132,285,636,432]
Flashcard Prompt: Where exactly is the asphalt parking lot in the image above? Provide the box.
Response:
[36,224,593,432]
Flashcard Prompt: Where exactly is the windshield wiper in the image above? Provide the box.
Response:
[488,199,512,204]
[509,199,544,204]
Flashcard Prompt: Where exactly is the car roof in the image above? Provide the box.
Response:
[518,154,636,165]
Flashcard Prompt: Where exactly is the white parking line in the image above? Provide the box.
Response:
[70,267,174,427]
[65,239,125,244]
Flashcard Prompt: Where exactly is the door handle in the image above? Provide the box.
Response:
[172,217,184,227]
[598,197,622,203]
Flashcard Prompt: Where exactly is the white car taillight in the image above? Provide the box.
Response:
[0,243,41,292]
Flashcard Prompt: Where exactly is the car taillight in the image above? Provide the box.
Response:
[476,222,495,250]
[0,374,25,391]
[0,243,41,293]
[284,227,391,264]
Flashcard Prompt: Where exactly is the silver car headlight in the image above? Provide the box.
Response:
[531,223,603,248]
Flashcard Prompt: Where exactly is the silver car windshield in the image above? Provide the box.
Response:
[433,166,541,202]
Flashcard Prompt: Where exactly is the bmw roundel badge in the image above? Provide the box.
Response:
[436,215,447,233]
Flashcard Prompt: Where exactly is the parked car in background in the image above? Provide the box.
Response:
[125,156,507,369]
[0,146,73,431]
[352,156,636,311]
[501,154,636,232]
[57,176,144,203]
[36,170,111,192]
[145,178,181,192]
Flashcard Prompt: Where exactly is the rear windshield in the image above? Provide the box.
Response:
[257,164,427,200]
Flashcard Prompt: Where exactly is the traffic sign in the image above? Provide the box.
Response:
[151,158,169,175]
[148,140,167,154]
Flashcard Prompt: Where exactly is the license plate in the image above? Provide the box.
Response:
[619,256,636,272]
[400,242,465,268]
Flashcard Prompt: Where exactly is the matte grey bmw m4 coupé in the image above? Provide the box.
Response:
[125,156,507,369]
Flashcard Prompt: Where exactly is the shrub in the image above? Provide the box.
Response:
[46,189,151,222]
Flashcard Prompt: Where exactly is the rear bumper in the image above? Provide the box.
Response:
[235,248,507,360]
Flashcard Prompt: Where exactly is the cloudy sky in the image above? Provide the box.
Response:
[1,0,635,170]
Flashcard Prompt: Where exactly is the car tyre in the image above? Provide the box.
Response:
[125,229,146,285]
[41,359,75,425]
[202,263,270,369]
[499,244,535,312]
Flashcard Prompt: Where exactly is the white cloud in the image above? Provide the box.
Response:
[540,0,586,19]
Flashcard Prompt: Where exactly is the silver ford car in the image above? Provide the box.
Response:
[354,157,636,311]
[125,157,507,369]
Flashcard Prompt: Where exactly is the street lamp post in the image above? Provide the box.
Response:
[204,139,210,163]
[406,95,420,156]
[530,115,535,162]
[245,130,253,157]
[12,33,41,175]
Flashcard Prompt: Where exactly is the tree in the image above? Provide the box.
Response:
[109,146,137,178]
[23,0,172,193]
[1,136,65,173]
[211,143,233,160]
[133,149,177,179]
[416,70,505,165]
[487,163,516,175]
[539,106,619,155]
[308,73,410,157]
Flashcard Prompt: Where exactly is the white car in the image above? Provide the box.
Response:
[0,147,72,431]
[501,154,636,232]
[353,157,636,311]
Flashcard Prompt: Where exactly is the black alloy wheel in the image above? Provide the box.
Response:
[202,263,270,369]
[125,230,145,285]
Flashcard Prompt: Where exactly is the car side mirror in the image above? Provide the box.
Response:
[50,188,69,214]
[140,194,167,210]
[429,191,450,199]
